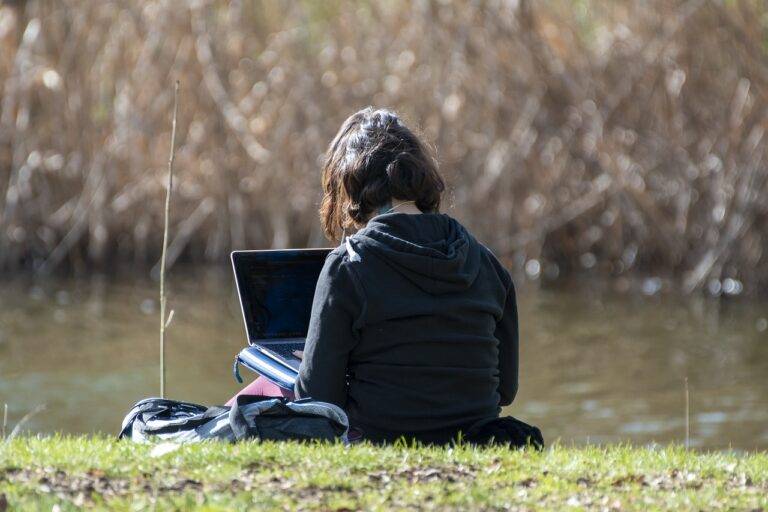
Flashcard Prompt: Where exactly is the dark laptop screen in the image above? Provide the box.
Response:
[232,249,331,342]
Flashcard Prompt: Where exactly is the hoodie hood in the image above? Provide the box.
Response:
[346,213,481,294]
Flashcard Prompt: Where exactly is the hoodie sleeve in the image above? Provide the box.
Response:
[494,270,519,406]
[294,250,362,407]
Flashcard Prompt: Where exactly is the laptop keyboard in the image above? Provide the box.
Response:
[266,342,305,360]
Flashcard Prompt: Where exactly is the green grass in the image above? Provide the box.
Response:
[1,437,766,511]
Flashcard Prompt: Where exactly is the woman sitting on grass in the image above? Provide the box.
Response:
[229,107,540,446]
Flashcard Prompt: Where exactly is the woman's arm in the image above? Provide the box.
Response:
[495,280,519,406]
[294,252,361,407]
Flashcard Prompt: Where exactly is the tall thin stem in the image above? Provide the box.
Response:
[160,81,180,399]
[684,377,690,449]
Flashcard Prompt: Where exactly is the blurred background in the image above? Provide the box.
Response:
[1,0,767,448]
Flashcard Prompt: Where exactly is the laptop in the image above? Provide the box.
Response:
[231,249,331,390]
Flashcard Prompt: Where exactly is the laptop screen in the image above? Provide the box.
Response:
[231,249,331,342]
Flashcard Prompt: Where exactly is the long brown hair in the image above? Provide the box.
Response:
[320,107,445,242]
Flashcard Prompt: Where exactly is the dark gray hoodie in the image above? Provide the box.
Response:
[294,213,519,443]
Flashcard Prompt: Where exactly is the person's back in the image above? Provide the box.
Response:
[292,107,520,443]
[338,213,517,442]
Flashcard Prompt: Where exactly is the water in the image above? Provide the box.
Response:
[1,270,767,450]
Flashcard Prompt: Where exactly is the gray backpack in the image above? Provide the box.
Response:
[119,395,349,444]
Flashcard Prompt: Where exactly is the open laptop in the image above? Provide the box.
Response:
[231,249,331,389]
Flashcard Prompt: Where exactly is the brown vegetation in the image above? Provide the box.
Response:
[0,0,766,294]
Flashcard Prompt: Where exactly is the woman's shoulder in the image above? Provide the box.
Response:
[438,215,514,292]
[324,241,357,265]
[475,241,513,290]
[320,242,363,282]
[319,243,352,271]
[317,243,367,302]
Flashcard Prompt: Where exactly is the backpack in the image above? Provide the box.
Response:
[118,395,349,444]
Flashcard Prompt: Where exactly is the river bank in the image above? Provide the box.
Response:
[1,437,767,510]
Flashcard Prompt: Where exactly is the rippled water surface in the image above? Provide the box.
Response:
[1,270,767,449]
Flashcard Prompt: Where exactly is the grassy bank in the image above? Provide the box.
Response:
[0,437,766,510]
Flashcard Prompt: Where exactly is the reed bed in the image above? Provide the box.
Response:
[0,0,766,295]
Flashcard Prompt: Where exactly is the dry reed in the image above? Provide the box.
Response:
[685,376,690,449]
[159,81,179,399]
[0,1,766,295]
[3,404,45,442]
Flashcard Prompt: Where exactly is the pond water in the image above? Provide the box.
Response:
[1,270,767,450]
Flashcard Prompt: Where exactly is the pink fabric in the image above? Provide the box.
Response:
[226,376,294,406]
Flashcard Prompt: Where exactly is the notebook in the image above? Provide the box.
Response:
[231,249,331,390]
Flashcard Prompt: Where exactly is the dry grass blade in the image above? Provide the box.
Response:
[159,81,180,399]
[685,377,690,449]
[6,404,46,441]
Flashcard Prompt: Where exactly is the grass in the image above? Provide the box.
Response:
[0,437,766,511]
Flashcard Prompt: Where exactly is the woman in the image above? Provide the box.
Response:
[230,107,535,445]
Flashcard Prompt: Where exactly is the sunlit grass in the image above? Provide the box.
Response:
[1,436,766,510]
